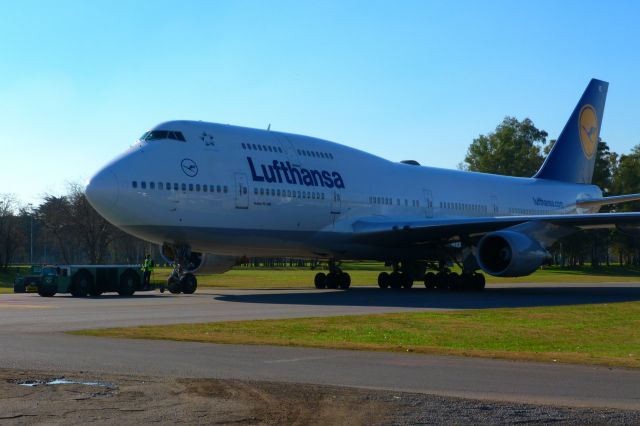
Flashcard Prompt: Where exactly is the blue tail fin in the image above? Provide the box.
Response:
[534,79,608,184]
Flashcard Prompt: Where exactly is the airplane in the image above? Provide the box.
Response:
[86,78,640,293]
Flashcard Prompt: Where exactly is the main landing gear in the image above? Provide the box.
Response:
[314,261,351,289]
[377,261,486,291]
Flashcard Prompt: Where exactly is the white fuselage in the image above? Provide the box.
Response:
[88,120,602,260]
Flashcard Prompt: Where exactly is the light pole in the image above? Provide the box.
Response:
[28,204,33,264]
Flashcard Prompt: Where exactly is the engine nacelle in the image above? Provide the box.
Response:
[477,231,551,277]
[160,243,237,274]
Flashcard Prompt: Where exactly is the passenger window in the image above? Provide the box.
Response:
[203,185,207,192]
[150,182,155,190]
[243,187,247,194]
[141,181,146,189]
[174,183,179,190]
[260,188,264,195]
[242,143,246,149]
[217,185,221,193]
[189,184,194,191]
[271,189,275,196]
[268,146,273,152]
[252,144,257,150]
[224,186,228,193]
[196,184,201,192]
[210,185,214,192]
[132,181,137,188]
[159,182,163,190]
[166,182,171,191]
[181,183,186,191]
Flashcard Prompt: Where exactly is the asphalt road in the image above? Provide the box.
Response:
[1,282,640,410]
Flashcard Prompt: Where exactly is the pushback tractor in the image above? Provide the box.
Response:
[14,265,148,297]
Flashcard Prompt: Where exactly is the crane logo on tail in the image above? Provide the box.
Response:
[578,104,599,159]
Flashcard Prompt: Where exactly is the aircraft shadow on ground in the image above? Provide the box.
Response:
[213,286,640,310]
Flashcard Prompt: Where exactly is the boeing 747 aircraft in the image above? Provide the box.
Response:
[86,79,640,293]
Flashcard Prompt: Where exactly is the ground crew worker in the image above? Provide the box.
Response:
[141,254,154,289]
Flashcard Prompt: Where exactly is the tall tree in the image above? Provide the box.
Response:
[462,117,548,177]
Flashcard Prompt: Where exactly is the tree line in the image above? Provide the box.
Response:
[0,185,154,269]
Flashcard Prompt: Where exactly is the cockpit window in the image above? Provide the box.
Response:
[141,130,186,142]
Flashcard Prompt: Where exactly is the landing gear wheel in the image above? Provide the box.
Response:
[401,274,414,289]
[314,272,327,289]
[168,279,182,294]
[434,272,448,290]
[325,272,339,289]
[473,273,486,291]
[70,270,92,297]
[378,272,390,289]
[338,272,351,289]
[424,272,436,289]
[389,272,402,289]
[180,273,198,294]
[118,270,138,296]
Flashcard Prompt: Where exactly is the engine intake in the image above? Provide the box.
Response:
[477,231,550,277]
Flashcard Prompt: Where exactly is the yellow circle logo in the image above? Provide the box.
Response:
[578,104,598,159]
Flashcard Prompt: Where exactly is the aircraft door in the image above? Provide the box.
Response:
[423,189,433,218]
[331,190,341,215]
[235,173,249,209]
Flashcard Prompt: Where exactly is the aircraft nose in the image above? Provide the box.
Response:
[86,168,119,213]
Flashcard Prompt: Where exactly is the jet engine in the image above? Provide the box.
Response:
[476,231,551,277]
[160,243,237,274]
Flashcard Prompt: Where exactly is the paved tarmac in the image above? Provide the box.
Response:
[1,282,640,409]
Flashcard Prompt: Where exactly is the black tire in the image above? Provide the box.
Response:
[118,270,139,296]
[389,272,402,289]
[14,283,26,293]
[402,275,413,289]
[180,273,197,294]
[424,272,436,289]
[378,272,390,289]
[168,281,182,293]
[70,270,92,297]
[338,272,351,289]
[314,272,327,289]
[38,285,56,297]
[325,273,339,289]
[473,273,486,291]
[433,272,445,290]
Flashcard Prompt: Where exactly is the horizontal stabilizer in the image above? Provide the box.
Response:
[576,193,640,209]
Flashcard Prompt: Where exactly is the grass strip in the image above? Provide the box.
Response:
[72,302,640,368]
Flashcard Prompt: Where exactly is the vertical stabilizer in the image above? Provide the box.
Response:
[534,79,608,183]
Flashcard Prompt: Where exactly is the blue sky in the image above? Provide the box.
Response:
[2,0,640,205]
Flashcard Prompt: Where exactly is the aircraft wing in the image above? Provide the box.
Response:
[350,212,640,246]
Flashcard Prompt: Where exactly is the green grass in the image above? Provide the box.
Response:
[73,302,640,368]
[148,264,640,289]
